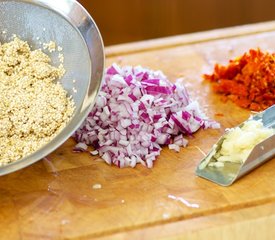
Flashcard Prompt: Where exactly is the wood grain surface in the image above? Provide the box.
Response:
[0,22,275,240]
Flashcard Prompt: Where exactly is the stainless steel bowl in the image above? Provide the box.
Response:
[0,0,105,176]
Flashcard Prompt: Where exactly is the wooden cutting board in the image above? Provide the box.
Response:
[1,22,275,240]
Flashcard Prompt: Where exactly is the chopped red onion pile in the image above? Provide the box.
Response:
[73,64,220,168]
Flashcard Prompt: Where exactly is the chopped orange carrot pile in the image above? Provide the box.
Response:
[204,49,275,111]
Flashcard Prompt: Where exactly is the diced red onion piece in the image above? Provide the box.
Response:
[73,142,88,152]
[90,150,99,155]
[168,144,180,152]
[102,152,112,165]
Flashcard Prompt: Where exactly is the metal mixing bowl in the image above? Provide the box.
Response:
[0,0,104,176]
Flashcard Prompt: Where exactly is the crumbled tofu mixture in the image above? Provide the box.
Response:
[0,37,75,166]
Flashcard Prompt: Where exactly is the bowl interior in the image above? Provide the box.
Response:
[0,0,104,175]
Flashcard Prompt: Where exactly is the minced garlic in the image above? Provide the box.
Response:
[0,37,75,166]
[208,120,274,167]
